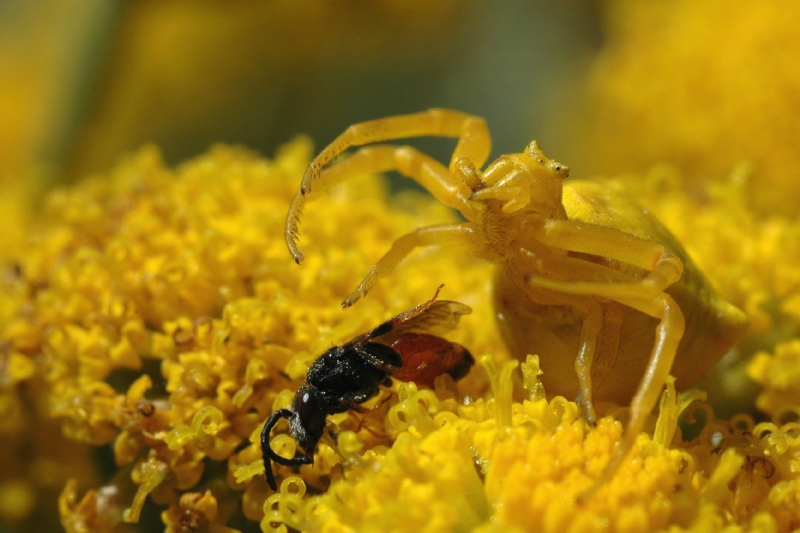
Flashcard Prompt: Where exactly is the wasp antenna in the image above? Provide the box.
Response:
[261,409,294,491]
[432,283,445,299]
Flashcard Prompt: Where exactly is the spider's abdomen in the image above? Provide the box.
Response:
[493,180,748,403]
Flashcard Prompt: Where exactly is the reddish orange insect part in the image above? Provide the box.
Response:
[389,333,474,387]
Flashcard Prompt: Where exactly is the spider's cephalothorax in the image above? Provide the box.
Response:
[284,109,748,497]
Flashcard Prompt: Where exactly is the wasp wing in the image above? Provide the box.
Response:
[342,286,471,347]
[373,300,472,345]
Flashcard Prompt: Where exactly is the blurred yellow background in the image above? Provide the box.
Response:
[3,1,800,531]
[0,0,602,265]
[0,0,600,184]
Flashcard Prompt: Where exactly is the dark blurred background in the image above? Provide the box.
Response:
[0,0,601,186]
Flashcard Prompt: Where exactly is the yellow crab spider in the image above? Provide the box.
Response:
[284,109,749,496]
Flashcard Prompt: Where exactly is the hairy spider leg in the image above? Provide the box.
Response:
[285,138,500,307]
[300,108,491,195]
[286,146,486,264]
[287,109,493,263]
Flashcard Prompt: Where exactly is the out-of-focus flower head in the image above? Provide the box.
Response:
[581,0,800,216]
[571,0,800,422]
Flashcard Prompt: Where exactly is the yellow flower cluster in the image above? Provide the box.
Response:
[582,0,800,216]
[1,133,799,532]
[2,0,799,530]
[748,341,800,417]
[0,139,493,531]
[261,358,800,533]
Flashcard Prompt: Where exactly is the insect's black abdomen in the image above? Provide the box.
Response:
[369,320,394,338]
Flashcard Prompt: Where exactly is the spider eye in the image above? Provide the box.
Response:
[538,159,544,164]
[555,166,562,171]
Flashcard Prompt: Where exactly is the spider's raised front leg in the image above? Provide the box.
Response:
[286,143,486,263]
[300,108,491,195]
[287,109,493,264]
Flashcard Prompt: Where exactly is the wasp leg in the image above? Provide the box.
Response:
[357,419,388,439]
[300,109,490,195]
[351,392,393,417]
[355,400,391,439]
[337,390,392,415]
[341,223,482,308]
